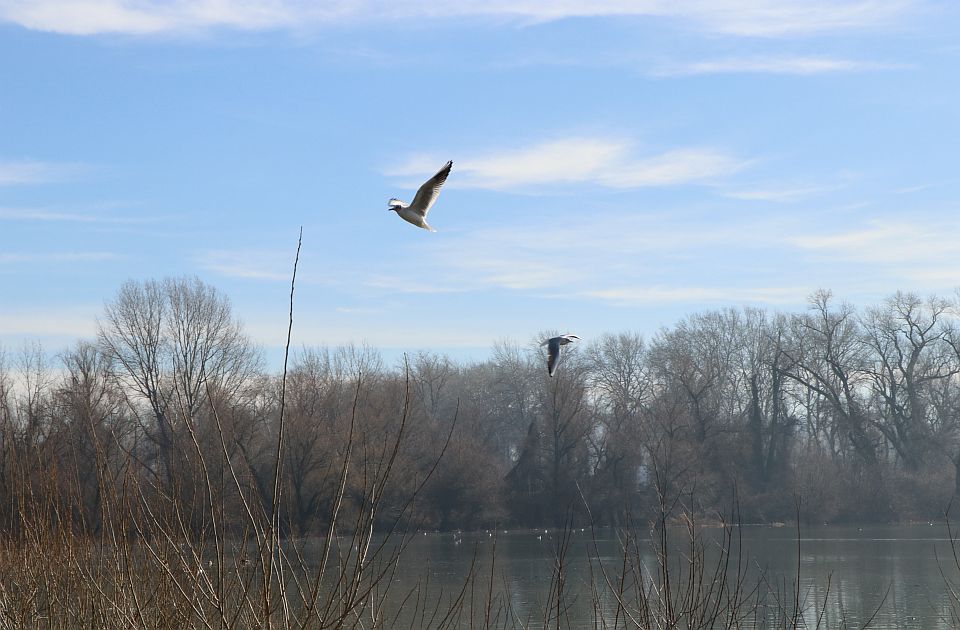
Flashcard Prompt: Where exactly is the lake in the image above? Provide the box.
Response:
[373,524,960,629]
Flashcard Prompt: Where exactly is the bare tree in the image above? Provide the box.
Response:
[782,291,878,466]
[410,351,457,421]
[51,342,130,531]
[0,346,19,529]
[729,310,795,494]
[504,337,594,526]
[861,292,959,470]
[586,332,649,522]
[648,314,731,448]
[279,348,353,535]
[98,276,261,493]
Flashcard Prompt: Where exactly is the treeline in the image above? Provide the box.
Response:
[2,277,960,534]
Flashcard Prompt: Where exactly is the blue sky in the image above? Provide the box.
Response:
[2,1,959,366]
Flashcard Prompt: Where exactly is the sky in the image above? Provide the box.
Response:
[2,0,960,367]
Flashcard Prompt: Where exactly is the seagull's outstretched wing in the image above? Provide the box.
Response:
[409,160,452,217]
[546,337,561,377]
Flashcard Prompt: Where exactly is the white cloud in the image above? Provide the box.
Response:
[904,267,960,285]
[363,275,466,294]
[388,138,745,192]
[655,56,904,76]
[0,206,152,223]
[790,218,960,289]
[0,160,82,186]
[0,0,919,37]
[789,212,960,295]
[203,264,290,281]
[585,286,808,305]
[334,306,382,315]
[599,148,747,188]
[0,251,118,264]
[0,308,99,338]
[243,316,496,349]
[791,221,937,262]
[664,1,917,38]
[197,249,293,281]
[0,0,300,36]
[722,185,835,202]
[399,208,960,307]
[381,211,819,309]
[892,184,933,194]
[405,212,791,301]
[459,138,626,188]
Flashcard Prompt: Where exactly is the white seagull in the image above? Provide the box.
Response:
[542,334,580,377]
[388,160,453,232]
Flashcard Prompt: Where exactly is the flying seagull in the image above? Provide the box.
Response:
[388,160,453,232]
[542,334,580,377]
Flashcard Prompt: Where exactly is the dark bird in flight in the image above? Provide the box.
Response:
[542,334,580,377]
[388,160,453,232]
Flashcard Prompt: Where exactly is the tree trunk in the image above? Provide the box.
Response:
[954,450,960,497]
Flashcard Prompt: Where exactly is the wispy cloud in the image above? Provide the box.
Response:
[721,184,836,202]
[0,308,99,338]
[0,0,299,36]
[676,0,917,38]
[585,286,809,305]
[388,138,746,191]
[406,212,793,300]
[892,184,934,194]
[0,252,118,264]
[655,56,905,76]
[0,206,153,223]
[386,207,960,307]
[334,306,383,315]
[363,275,466,294]
[791,220,927,260]
[243,316,497,349]
[0,0,920,37]
[790,218,960,286]
[0,160,84,186]
[197,249,292,281]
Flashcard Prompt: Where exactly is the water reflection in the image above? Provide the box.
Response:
[376,525,960,629]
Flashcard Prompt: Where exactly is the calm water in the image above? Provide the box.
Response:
[371,525,960,629]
